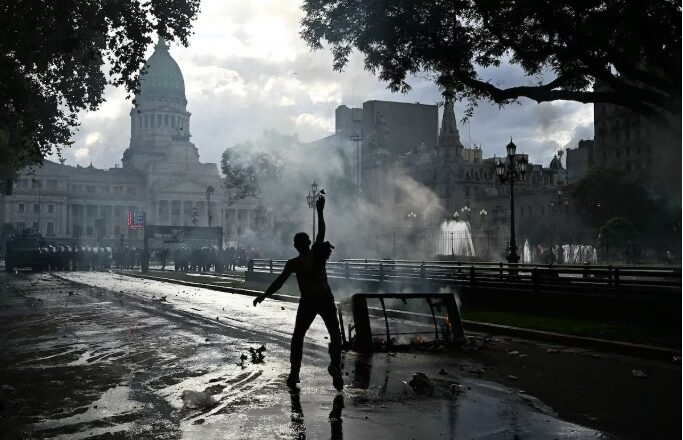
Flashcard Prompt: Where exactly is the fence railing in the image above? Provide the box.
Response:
[247,258,682,297]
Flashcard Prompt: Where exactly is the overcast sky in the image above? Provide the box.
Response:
[56,0,594,170]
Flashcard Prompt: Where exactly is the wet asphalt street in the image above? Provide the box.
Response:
[0,271,679,439]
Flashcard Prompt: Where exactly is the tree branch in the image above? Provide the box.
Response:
[464,77,679,116]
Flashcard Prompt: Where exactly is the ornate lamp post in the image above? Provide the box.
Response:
[450,211,461,258]
[495,139,528,263]
[206,185,215,227]
[191,207,199,226]
[479,208,488,225]
[461,205,472,222]
[306,181,321,239]
[479,208,489,257]
[549,189,568,244]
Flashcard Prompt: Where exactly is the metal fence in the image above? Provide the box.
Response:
[248,258,682,297]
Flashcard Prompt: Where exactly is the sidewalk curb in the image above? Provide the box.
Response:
[116,271,681,362]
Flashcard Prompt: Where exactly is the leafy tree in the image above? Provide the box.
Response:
[221,142,282,199]
[598,216,636,262]
[0,0,201,193]
[301,0,680,117]
[571,168,679,250]
[0,223,17,257]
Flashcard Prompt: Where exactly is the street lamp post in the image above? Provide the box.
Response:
[479,208,489,257]
[461,206,471,222]
[450,211,461,259]
[495,139,528,264]
[549,189,567,245]
[406,211,417,256]
[350,133,363,195]
[306,181,321,239]
[206,185,215,227]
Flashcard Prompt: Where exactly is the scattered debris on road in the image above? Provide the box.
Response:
[180,390,217,409]
[407,372,434,396]
[250,345,267,363]
[631,369,647,378]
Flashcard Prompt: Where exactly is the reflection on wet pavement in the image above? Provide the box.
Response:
[0,272,613,439]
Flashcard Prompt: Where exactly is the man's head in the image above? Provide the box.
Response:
[293,232,311,253]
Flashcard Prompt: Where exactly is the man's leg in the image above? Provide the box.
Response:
[289,299,317,386]
[319,293,344,391]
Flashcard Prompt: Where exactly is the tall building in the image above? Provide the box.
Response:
[593,100,681,202]
[1,38,268,246]
[334,105,363,138]
[566,139,594,184]
[349,97,568,256]
[397,99,566,216]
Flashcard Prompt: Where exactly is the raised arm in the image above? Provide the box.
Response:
[315,195,325,244]
[253,261,293,306]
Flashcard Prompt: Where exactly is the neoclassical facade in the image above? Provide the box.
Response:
[2,39,269,246]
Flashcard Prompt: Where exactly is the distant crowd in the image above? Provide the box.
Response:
[522,242,599,265]
[169,247,261,272]
[113,247,261,272]
[4,239,263,273]
[111,246,263,272]
[5,245,113,272]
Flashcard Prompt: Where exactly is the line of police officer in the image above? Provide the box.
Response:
[172,247,255,272]
[6,245,112,272]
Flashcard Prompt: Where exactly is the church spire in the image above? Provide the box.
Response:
[438,99,464,157]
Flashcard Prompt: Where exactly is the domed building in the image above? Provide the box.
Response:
[2,38,269,247]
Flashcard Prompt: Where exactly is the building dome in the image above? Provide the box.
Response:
[138,38,186,102]
[549,155,563,170]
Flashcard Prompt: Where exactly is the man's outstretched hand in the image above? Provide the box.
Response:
[316,194,325,211]
[253,294,267,307]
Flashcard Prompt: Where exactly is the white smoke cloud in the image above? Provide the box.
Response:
[73,147,90,160]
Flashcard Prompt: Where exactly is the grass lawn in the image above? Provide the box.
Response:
[462,307,681,349]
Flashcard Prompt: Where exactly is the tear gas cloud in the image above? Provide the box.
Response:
[224,130,444,260]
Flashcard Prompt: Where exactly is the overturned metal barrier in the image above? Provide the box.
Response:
[349,292,465,352]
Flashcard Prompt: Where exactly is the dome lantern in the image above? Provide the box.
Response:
[137,37,186,103]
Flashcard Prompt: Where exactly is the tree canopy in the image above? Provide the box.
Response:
[301,0,681,117]
[0,0,200,193]
[221,140,283,200]
[571,168,679,249]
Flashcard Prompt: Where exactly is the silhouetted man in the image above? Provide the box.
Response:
[253,195,343,391]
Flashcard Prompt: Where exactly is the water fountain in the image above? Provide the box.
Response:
[436,220,476,257]
[522,239,532,263]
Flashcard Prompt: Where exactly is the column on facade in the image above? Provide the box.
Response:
[181,200,190,226]
[171,200,180,225]
[60,202,67,237]
[163,200,170,225]
[79,203,85,238]
[67,203,73,237]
